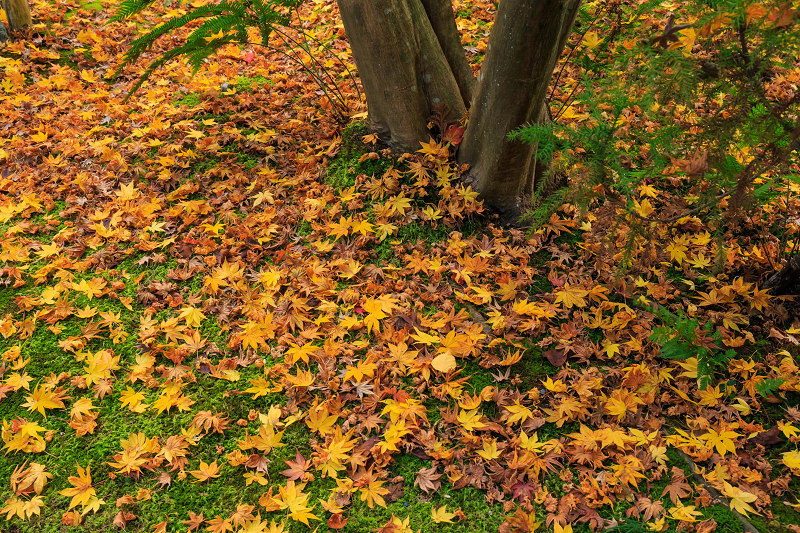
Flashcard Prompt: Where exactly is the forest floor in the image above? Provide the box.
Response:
[1,0,799,532]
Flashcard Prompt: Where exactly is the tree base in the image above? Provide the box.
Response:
[763,253,800,296]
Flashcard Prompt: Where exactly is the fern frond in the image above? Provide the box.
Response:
[112,0,159,21]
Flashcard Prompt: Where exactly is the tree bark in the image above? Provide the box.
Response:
[762,253,800,296]
[2,0,32,32]
[337,0,466,152]
[337,0,581,220]
[420,0,475,105]
[457,0,580,223]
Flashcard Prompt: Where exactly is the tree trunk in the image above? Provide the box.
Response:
[419,0,476,105]
[457,0,580,223]
[2,0,32,32]
[762,253,800,296]
[337,0,466,152]
[337,0,581,221]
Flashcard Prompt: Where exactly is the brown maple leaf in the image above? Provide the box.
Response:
[661,467,692,504]
[155,471,172,488]
[229,505,255,527]
[245,454,271,473]
[328,513,348,530]
[183,511,204,532]
[414,466,442,494]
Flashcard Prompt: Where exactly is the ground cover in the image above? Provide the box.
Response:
[0,0,799,532]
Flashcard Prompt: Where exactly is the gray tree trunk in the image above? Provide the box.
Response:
[337,0,467,152]
[337,0,580,222]
[457,0,581,223]
[420,0,476,105]
[2,0,32,32]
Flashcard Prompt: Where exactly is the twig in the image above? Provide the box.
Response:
[672,446,763,533]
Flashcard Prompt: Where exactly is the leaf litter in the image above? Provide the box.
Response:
[0,0,799,532]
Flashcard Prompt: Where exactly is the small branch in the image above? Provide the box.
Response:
[672,446,763,533]
[737,22,751,68]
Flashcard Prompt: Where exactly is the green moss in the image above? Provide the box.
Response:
[236,152,263,170]
[175,92,203,107]
[234,74,273,92]
[396,222,451,245]
[326,120,394,191]
[515,346,559,385]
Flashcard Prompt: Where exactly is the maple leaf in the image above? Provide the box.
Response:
[360,478,389,509]
[275,481,318,525]
[1,418,47,453]
[414,466,441,493]
[554,283,588,309]
[120,387,148,413]
[700,424,741,456]
[192,411,230,434]
[11,462,52,496]
[668,502,703,522]
[184,511,205,531]
[189,460,221,483]
[476,439,502,460]
[285,342,316,365]
[417,137,449,159]
[1,495,44,520]
[230,504,256,527]
[504,506,541,532]
[246,377,277,398]
[205,516,233,533]
[58,463,97,511]
[281,450,313,482]
[179,306,206,328]
[722,482,759,516]
[362,298,387,334]
[431,505,456,523]
[242,422,285,454]
[328,512,348,530]
[783,449,800,474]
[23,383,68,418]
[306,402,338,435]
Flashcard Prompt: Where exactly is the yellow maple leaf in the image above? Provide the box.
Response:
[782,449,800,474]
[362,298,387,334]
[359,478,389,509]
[1,495,42,520]
[179,306,206,328]
[722,482,759,516]
[476,439,501,460]
[583,31,602,49]
[305,402,338,435]
[189,460,221,483]
[417,137,448,160]
[276,481,318,525]
[554,283,588,309]
[59,463,96,510]
[23,383,67,418]
[701,425,740,456]
[668,502,702,522]
[120,387,147,413]
[431,505,456,523]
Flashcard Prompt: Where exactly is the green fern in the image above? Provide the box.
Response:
[111,0,301,99]
[755,378,786,398]
[649,306,734,390]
